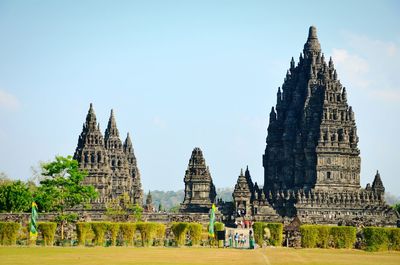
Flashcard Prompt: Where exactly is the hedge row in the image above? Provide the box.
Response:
[76,222,166,247]
[363,227,400,252]
[171,222,203,246]
[253,222,283,247]
[300,225,356,249]
[0,222,21,245]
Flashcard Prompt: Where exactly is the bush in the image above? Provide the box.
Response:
[76,222,92,246]
[154,223,166,246]
[171,222,189,246]
[0,222,21,246]
[253,222,283,247]
[316,226,330,248]
[214,222,225,232]
[362,227,396,252]
[253,222,264,246]
[330,226,356,249]
[266,223,283,246]
[387,228,400,251]
[91,222,109,246]
[108,223,120,246]
[136,222,161,247]
[38,222,57,246]
[187,223,202,246]
[300,225,319,248]
[119,223,136,246]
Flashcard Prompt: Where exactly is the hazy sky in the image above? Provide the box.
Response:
[0,1,399,195]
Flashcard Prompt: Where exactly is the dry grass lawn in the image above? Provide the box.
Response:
[0,247,399,265]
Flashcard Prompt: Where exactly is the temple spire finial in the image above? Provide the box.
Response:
[303,26,321,57]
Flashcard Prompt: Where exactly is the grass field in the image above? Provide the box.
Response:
[1,247,400,265]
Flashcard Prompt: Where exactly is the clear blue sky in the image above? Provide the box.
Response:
[0,1,399,195]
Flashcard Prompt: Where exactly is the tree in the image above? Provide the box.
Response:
[105,192,143,222]
[393,203,400,214]
[0,180,32,213]
[35,156,98,240]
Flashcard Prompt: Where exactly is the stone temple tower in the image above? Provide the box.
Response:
[74,104,143,206]
[180,147,216,213]
[263,26,360,193]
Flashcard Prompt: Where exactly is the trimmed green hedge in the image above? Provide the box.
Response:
[119,223,136,246]
[187,223,202,246]
[76,222,91,246]
[363,227,400,252]
[108,223,120,246]
[300,225,356,249]
[91,222,109,246]
[0,222,21,245]
[38,222,57,246]
[253,222,283,247]
[136,222,164,247]
[171,222,188,246]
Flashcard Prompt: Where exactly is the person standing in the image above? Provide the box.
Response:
[234,232,239,248]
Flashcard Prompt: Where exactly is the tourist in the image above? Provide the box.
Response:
[234,232,239,248]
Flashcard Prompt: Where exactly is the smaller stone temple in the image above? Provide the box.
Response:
[180,147,216,213]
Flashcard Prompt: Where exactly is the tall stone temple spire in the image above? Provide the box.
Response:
[180,147,216,213]
[123,132,143,204]
[73,104,143,206]
[263,26,360,193]
[257,26,398,225]
[74,104,112,199]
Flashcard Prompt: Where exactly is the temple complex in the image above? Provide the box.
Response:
[73,104,143,206]
[229,26,399,226]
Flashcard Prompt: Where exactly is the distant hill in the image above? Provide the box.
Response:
[148,187,234,210]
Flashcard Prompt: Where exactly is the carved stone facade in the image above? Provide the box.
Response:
[230,26,399,226]
[73,104,143,205]
[180,147,216,213]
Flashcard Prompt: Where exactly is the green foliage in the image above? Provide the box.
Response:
[187,223,202,246]
[253,222,264,246]
[108,223,120,246]
[105,193,143,222]
[266,223,283,246]
[155,223,166,246]
[136,222,161,247]
[0,181,32,213]
[35,156,98,214]
[0,222,21,245]
[393,203,400,215]
[214,222,225,231]
[330,226,356,249]
[362,227,400,252]
[253,222,283,246]
[300,225,319,248]
[300,225,356,249]
[171,222,189,246]
[76,222,92,246]
[91,222,109,246]
[119,223,136,246]
[37,222,57,246]
[387,228,400,251]
[316,226,330,248]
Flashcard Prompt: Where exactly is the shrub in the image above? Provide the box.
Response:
[136,222,160,247]
[316,226,330,248]
[119,223,136,246]
[171,222,188,246]
[253,222,264,246]
[363,227,389,252]
[266,223,283,246]
[76,222,92,246]
[91,222,109,246]
[38,222,57,246]
[387,228,400,251]
[0,222,21,246]
[330,226,356,249]
[300,225,319,248]
[154,223,166,246]
[214,222,225,232]
[187,223,202,246]
[108,223,120,246]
